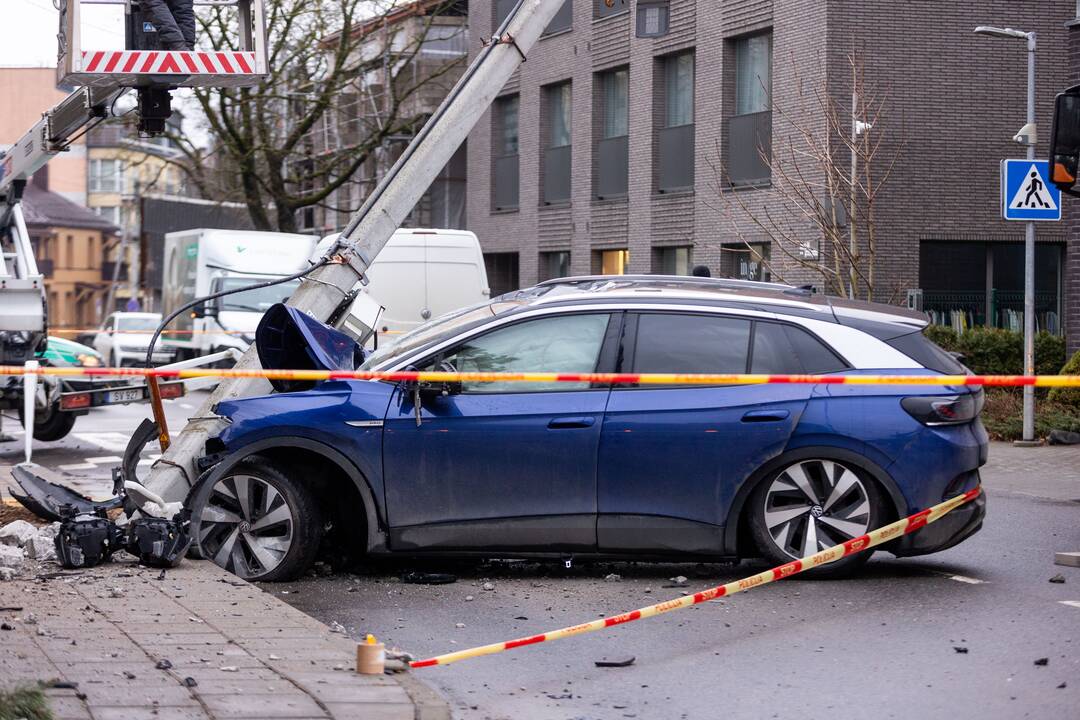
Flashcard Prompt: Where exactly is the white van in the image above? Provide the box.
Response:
[312,228,490,343]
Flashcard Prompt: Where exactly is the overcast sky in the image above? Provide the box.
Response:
[5,0,124,67]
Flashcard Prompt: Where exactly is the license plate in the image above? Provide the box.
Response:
[106,388,144,404]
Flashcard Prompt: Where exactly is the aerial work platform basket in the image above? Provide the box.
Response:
[57,0,267,88]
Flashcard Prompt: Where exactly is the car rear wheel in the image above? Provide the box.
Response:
[748,458,884,577]
[189,457,322,582]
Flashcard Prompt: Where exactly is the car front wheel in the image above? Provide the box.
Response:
[189,457,322,582]
[748,457,884,577]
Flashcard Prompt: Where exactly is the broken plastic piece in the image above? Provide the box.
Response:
[126,511,192,568]
[10,464,122,522]
[54,505,123,569]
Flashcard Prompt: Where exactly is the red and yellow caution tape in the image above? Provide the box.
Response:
[409,487,982,668]
[1,365,1080,387]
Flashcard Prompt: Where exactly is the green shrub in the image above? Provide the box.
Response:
[1048,350,1080,411]
[980,388,1080,441]
[921,326,1064,377]
[0,686,51,720]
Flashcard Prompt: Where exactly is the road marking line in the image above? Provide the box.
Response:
[73,432,130,453]
[1060,601,1080,609]
[58,463,97,471]
[85,456,122,464]
[945,574,986,585]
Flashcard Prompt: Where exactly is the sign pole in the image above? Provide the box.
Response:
[1022,32,1037,443]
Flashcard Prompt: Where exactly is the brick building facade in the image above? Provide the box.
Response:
[465,0,1079,351]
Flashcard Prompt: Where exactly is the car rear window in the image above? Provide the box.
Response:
[887,330,967,374]
[632,314,751,373]
[751,322,848,374]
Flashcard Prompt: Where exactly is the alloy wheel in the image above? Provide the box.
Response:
[762,459,871,560]
[197,473,294,579]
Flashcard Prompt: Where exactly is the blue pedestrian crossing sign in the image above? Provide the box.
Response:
[1001,159,1061,221]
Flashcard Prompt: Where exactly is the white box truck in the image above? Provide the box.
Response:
[162,229,318,360]
[311,228,491,344]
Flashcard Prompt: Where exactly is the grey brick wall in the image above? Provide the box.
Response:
[466,0,1078,344]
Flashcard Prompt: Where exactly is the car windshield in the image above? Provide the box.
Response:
[360,300,520,370]
[116,317,161,332]
[216,278,301,313]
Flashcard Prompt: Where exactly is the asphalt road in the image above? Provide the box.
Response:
[5,399,1078,719]
[273,491,1080,720]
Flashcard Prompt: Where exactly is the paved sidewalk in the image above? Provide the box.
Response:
[982,441,1080,501]
[0,559,448,720]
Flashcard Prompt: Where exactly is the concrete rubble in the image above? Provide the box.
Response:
[0,519,61,578]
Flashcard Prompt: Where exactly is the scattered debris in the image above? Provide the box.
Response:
[108,587,125,599]
[219,666,238,672]
[1,622,13,630]
[122,671,136,680]
[514,616,528,621]
[482,582,496,591]
[465,595,475,602]
[401,571,457,585]
[1058,682,1067,689]
[455,623,466,628]
[595,656,636,668]
[1034,658,1049,667]
[1048,429,1080,446]
[0,544,23,570]
[1049,574,1066,584]
[329,621,347,634]
[664,576,689,588]
[604,573,622,582]
[953,646,969,654]
[155,659,173,670]
[182,677,198,688]
[0,567,15,581]
[157,569,167,581]
[0,519,37,546]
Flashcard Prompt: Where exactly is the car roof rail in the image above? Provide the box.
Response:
[535,275,814,295]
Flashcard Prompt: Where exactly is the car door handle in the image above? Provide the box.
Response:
[548,417,596,429]
[741,410,790,423]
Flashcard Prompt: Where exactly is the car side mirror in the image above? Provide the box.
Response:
[1050,85,1080,196]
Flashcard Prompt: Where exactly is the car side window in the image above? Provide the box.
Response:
[751,322,848,374]
[427,313,612,393]
[632,313,752,374]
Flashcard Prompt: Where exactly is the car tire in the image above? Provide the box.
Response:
[18,401,77,441]
[189,456,322,582]
[748,457,885,578]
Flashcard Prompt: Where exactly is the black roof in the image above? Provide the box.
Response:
[21,184,119,233]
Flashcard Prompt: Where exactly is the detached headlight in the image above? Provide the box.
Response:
[902,391,984,426]
[77,353,101,367]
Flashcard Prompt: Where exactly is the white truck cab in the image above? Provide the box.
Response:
[162,229,318,360]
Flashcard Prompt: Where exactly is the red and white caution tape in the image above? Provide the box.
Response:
[409,487,983,668]
[0,365,1079,388]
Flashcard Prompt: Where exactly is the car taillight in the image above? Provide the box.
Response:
[901,391,983,426]
[60,392,91,410]
[158,382,185,399]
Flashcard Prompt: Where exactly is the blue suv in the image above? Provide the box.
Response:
[189,276,987,581]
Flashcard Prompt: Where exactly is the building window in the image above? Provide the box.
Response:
[540,251,571,281]
[596,68,629,199]
[599,248,629,275]
[89,159,125,193]
[94,206,122,226]
[544,0,573,35]
[636,0,669,37]
[721,242,771,282]
[657,52,695,192]
[494,0,516,26]
[492,94,520,211]
[727,32,772,187]
[484,252,520,297]
[595,0,629,19]
[542,82,572,205]
[654,246,691,275]
[421,24,468,56]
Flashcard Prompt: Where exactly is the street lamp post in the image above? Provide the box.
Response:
[975,25,1038,443]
